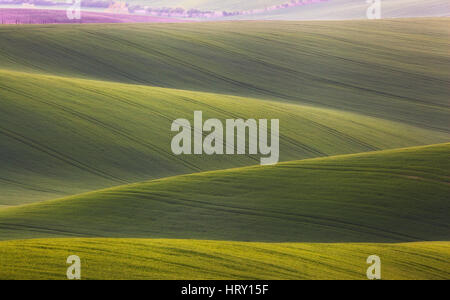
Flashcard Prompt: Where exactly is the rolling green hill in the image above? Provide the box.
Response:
[2,69,447,206]
[1,19,449,206]
[0,238,448,280]
[0,143,448,242]
[0,19,448,131]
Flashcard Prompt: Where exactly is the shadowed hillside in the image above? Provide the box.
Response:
[0,19,448,131]
[1,70,447,205]
[0,143,448,242]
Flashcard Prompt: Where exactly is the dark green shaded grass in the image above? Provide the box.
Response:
[0,143,448,242]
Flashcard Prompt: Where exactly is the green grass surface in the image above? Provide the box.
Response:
[0,19,449,131]
[0,143,448,242]
[1,19,449,205]
[0,238,448,280]
[0,19,448,280]
[2,69,447,205]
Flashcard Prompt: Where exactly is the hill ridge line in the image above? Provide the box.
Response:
[1,142,448,213]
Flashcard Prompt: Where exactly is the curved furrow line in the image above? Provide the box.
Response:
[32,35,153,84]
[0,223,96,237]
[85,30,308,102]
[263,101,379,152]
[0,127,127,184]
[48,82,209,172]
[2,83,201,173]
[176,95,327,157]
[0,177,65,195]
[283,165,450,186]
[108,190,425,242]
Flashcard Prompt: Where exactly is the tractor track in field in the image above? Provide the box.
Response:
[88,189,429,242]
[0,126,127,184]
[62,85,203,172]
[80,82,317,165]
[282,164,450,186]
[82,30,310,103]
[0,177,65,195]
[263,102,380,152]
[27,35,153,85]
[176,94,328,157]
[0,222,97,238]
[1,83,202,174]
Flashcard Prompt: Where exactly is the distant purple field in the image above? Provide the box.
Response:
[0,8,190,24]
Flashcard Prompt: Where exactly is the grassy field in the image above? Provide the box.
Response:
[0,19,448,280]
[1,20,448,206]
[0,19,448,131]
[2,69,447,205]
[0,143,448,242]
[0,238,448,280]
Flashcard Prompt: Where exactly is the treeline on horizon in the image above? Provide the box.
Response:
[0,0,110,8]
[0,0,329,18]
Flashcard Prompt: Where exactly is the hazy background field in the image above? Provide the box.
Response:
[0,8,190,24]
[1,0,449,24]
[38,0,450,18]
[230,0,450,20]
